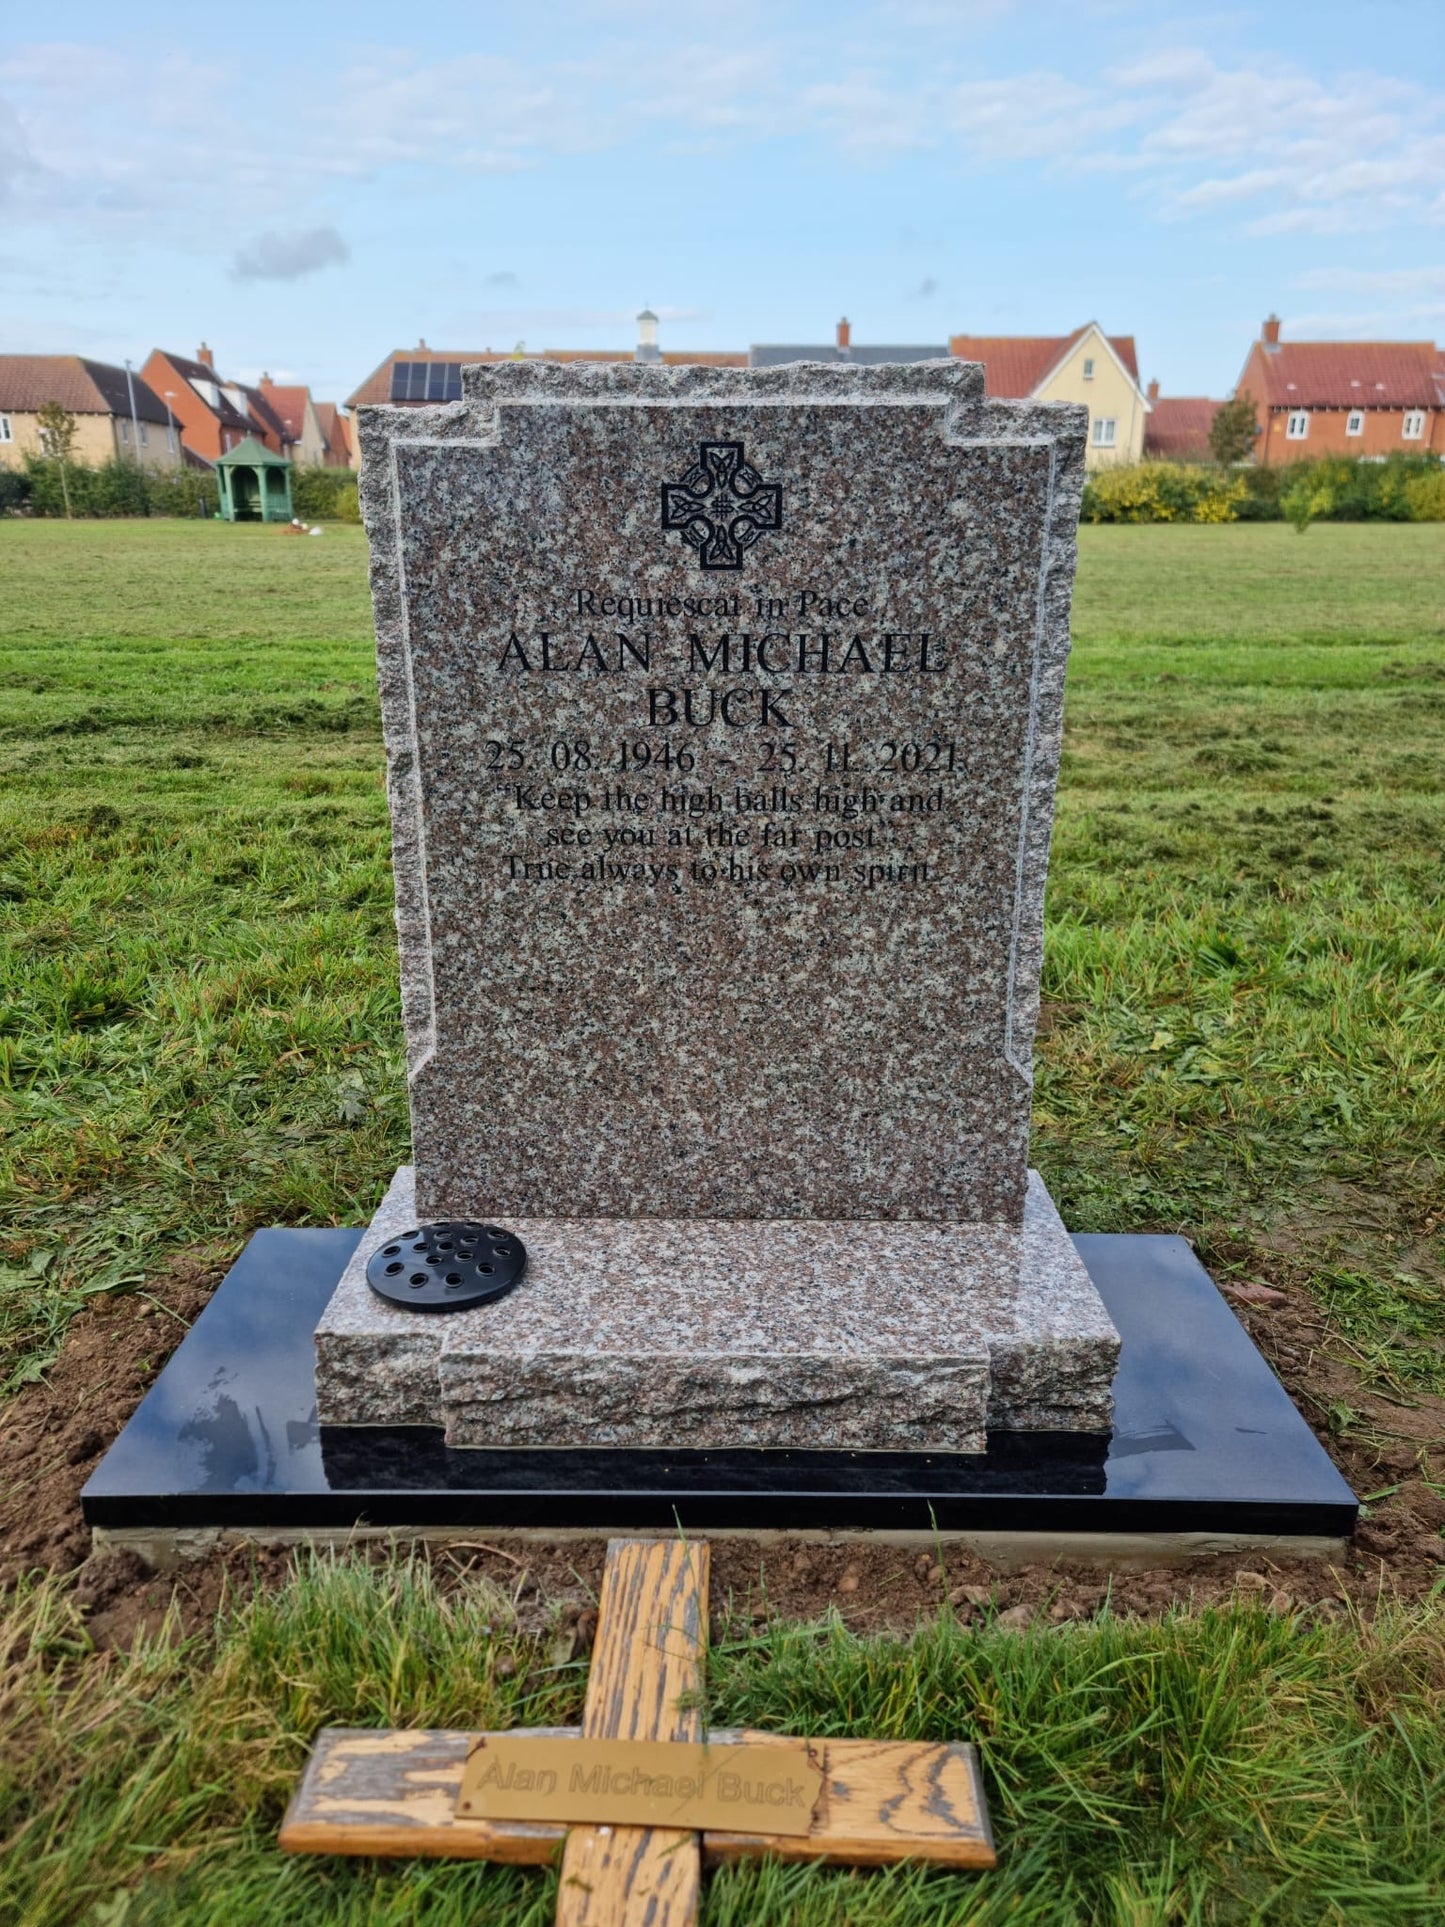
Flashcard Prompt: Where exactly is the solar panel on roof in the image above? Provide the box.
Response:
[390,361,462,403]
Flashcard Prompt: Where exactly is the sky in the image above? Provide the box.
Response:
[2,0,1442,407]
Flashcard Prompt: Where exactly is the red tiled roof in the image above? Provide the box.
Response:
[1144,397,1223,461]
[313,401,352,463]
[149,350,253,431]
[1244,339,1445,410]
[949,327,1139,396]
[0,354,171,423]
[259,382,311,442]
[243,384,289,445]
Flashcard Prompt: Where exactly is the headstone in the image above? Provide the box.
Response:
[315,360,1118,1451]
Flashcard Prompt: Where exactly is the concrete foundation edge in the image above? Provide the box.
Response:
[93,1522,1352,1575]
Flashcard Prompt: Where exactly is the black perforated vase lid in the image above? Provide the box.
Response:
[365,1222,527,1312]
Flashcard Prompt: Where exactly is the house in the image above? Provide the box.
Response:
[0,355,180,470]
[140,344,293,465]
[947,323,1149,468]
[255,381,353,468]
[750,318,949,366]
[1235,316,1445,464]
[1143,383,1223,462]
[258,379,328,465]
[348,315,747,415]
[312,402,353,468]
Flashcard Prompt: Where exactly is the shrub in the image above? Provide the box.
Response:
[1235,466,1284,521]
[0,466,31,514]
[147,466,220,518]
[1082,463,1246,524]
[1083,454,1445,525]
[19,455,217,519]
[291,466,359,520]
[1404,467,1445,520]
[332,482,361,524]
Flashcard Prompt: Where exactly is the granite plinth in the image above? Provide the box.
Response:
[314,1166,1119,1450]
[82,1226,1358,1541]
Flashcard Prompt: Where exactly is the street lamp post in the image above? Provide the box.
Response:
[164,390,178,463]
[123,358,142,465]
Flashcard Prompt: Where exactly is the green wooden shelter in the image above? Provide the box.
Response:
[216,435,293,523]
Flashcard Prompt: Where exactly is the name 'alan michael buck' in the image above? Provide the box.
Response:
[494,630,947,676]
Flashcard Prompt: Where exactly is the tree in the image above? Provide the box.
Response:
[1209,390,1259,468]
[36,400,79,519]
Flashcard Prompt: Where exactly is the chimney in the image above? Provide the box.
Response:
[1262,314,1281,347]
[635,307,660,364]
[1146,378,1159,404]
[197,342,214,368]
[836,316,851,351]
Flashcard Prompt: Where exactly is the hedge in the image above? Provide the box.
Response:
[5,457,362,521]
[290,467,360,521]
[14,456,218,519]
[1083,453,1445,524]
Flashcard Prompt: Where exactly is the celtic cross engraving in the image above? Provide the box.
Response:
[660,441,783,571]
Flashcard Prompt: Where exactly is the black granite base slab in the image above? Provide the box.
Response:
[82,1229,1357,1537]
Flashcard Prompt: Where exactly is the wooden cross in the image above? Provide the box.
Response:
[281,1538,994,1923]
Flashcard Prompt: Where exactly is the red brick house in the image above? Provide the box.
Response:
[1237,316,1445,464]
[1143,383,1223,462]
[312,401,353,467]
[141,344,292,464]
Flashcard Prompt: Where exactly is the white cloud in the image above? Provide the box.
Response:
[1112,52,1445,234]
[233,227,350,282]
[0,26,1439,257]
[1288,264,1445,332]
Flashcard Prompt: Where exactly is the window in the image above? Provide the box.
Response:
[1286,411,1309,439]
[1082,357,1095,380]
[139,423,148,446]
[389,360,462,403]
[1346,411,1364,436]
[0,414,11,443]
[1403,410,1425,440]
[1090,416,1116,447]
[119,417,130,441]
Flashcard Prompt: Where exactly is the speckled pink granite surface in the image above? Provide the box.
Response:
[315,360,1119,1449]
[315,1167,1118,1448]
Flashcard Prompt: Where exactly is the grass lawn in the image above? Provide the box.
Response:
[1,517,1443,1922]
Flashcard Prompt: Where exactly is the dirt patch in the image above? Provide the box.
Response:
[1,1239,1441,1640]
[1199,1183,1445,1589]
[0,1250,224,1590]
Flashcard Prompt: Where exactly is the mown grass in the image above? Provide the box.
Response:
[1,519,1441,1396]
[1,518,1443,1921]
[1,1556,1442,1925]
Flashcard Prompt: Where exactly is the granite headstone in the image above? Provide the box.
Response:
[316,359,1119,1451]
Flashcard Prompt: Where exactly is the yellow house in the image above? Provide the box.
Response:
[949,323,1150,468]
[0,355,181,473]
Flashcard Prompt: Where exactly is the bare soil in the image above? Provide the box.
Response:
[2,1239,1441,1646]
